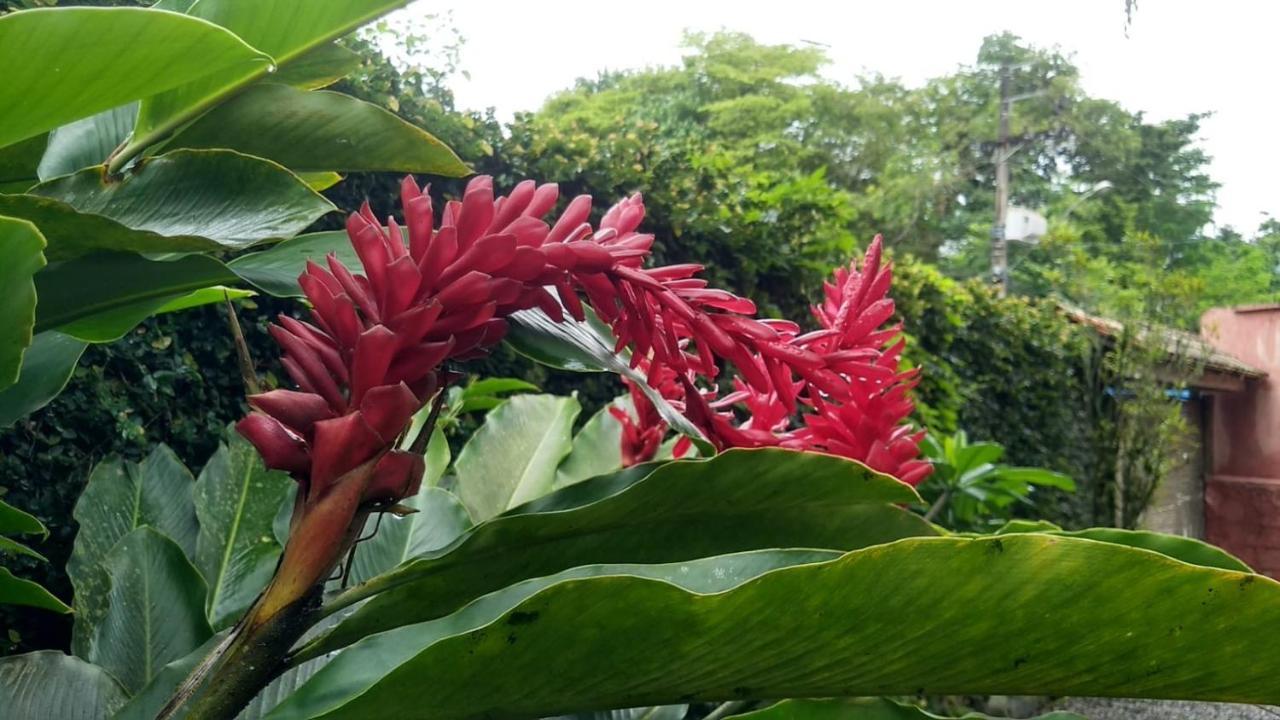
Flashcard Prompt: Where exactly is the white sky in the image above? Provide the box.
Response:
[401,0,1278,235]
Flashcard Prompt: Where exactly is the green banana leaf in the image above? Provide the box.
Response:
[453,393,582,521]
[300,449,930,658]
[0,650,129,720]
[67,446,200,658]
[171,84,468,175]
[269,534,1280,719]
[29,149,334,249]
[194,430,295,630]
[0,7,268,148]
[0,331,87,428]
[0,216,45,389]
[122,0,412,166]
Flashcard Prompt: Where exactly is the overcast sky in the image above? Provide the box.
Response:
[402,0,1277,235]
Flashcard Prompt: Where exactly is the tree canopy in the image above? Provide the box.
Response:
[497,30,1272,326]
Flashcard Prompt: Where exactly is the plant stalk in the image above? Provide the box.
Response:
[157,491,373,719]
[923,489,950,523]
[160,588,321,720]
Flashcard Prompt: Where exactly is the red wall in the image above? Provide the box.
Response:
[1205,475,1280,578]
[1201,307,1280,577]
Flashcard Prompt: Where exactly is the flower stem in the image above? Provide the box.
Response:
[163,589,321,720]
[157,467,376,718]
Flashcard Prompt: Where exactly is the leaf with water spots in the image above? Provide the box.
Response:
[195,430,294,630]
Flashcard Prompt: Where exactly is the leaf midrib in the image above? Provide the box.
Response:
[507,401,576,512]
[142,547,153,684]
[208,450,253,617]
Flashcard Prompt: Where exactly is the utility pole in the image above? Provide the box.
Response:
[990,62,1011,297]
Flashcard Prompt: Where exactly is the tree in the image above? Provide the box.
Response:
[503,32,859,319]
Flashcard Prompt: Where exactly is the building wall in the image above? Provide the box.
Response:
[1205,475,1280,578]
[1139,399,1205,538]
[1200,307,1280,578]
[1202,308,1280,476]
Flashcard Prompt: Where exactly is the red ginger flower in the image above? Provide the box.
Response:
[611,370,693,467]
[233,174,928,645]
[793,244,931,485]
[605,237,930,486]
[237,175,635,615]
[240,175,929,513]
[238,175,617,507]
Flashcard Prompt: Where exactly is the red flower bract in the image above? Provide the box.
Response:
[238,175,930,520]
[602,238,930,486]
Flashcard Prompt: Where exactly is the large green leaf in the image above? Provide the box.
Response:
[0,195,235,262]
[454,393,582,521]
[194,430,295,630]
[228,229,359,297]
[0,133,46,191]
[0,651,129,720]
[111,633,227,720]
[301,449,930,657]
[172,84,469,175]
[270,534,1280,719]
[36,103,137,181]
[993,521,1251,573]
[731,699,1086,720]
[0,7,269,149]
[0,331,87,428]
[0,567,71,613]
[31,149,334,247]
[0,216,46,390]
[120,0,412,168]
[90,527,213,694]
[279,550,840,720]
[34,252,238,341]
[68,446,200,658]
[554,397,627,489]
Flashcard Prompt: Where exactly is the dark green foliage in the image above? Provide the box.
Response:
[0,298,288,653]
[499,32,860,320]
[893,260,1100,528]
